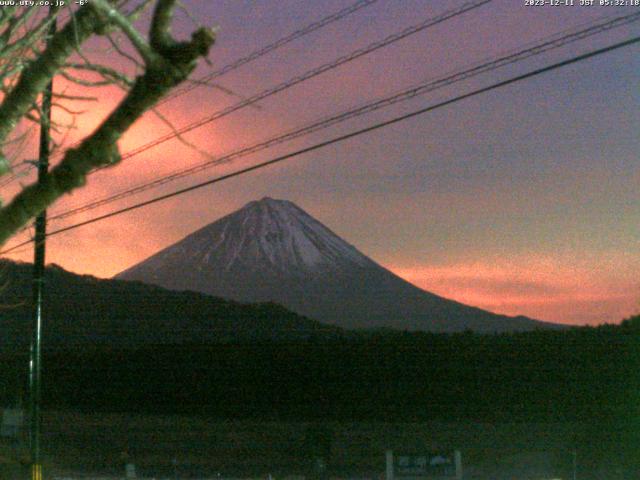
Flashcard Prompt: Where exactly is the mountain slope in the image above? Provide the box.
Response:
[0,259,340,351]
[117,198,558,332]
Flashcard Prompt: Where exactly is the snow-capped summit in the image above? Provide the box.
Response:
[116,198,557,332]
[201,196,373,272]
[121,198,373,279]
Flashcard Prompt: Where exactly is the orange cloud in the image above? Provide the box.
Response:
[389,254,639,326]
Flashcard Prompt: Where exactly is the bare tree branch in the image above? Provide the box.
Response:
[0,0,215,245]
[0,5,102,151]
[90,0,157,64]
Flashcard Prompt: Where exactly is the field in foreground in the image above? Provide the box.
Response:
[0,411,630,480]
[1,319,638,478]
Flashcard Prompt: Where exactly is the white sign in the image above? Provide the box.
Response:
[386,450,462,480]
[125,463,136,479]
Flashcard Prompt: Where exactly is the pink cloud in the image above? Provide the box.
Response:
[389,254,639,326]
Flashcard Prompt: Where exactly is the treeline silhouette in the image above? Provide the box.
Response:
[1,286,638,477]
[1,260,638,475]
[1,316,637,424]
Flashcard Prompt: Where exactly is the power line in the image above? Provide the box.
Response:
[46,12,640,222]
[109,0,493,162]
[0,0,380,188]
[3,0,492,191]
[158,0,380,106]
[3,0,489,188]
[2,34,637,256]
[0,0,487,192]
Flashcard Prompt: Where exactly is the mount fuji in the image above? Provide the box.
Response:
[116,197,556,332]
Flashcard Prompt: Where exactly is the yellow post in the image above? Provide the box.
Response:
[31,463,42,480]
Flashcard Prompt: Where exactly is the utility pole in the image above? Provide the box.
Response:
[29,7,56,480]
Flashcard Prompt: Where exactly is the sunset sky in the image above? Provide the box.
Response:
[1,0,638,326]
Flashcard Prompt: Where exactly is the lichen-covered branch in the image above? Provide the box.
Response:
[0,5,100,148]
[0,1,216,246]
[90,0,157,64]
